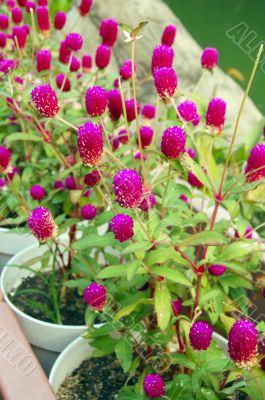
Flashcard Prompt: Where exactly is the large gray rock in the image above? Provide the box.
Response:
[66,0,263,146]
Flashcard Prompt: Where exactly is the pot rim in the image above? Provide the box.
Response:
[0,243,87,331]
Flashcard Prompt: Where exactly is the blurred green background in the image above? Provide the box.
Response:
[164,0,265,114]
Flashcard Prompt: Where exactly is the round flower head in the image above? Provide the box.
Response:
[54,11,66,30]
[235,225,253,239]
[30,185,46,200]
[139,126,154,148]
[118,129,129,144]
[109,135,120,152]
[36,6,50,32]
[65,176,76,190]
[208,264,227,276]
[189,321,213,350]
[78,122,103,166]
[7,0,16,10]
[178,100,199,124]
[99,18,118,47]
[0,146,11,173]
[125,99,140,122]
[70,56,80,72]
[0,14,9,30]
[0,33,6,49]
[142,103,156,119]
[110,214,134,242]
[188,171,203,188]
[56,74,71,92]
[36,49,51,72]
[113,169,143,208]
[151,44,174,75]
[12,26,27,49]
[0,178,6,190]
[31,84,60,118]
[161,24,177,46]
[120,59,135,81]
[38,0,48,5]
[161,126,186,159]
[179,194,188,203]
[12,7,23,24]
[28,207,56,241]
[59,40,71,64]
[95,44,110,69]
[245,144,265,183]
[82,54,92,71]
[143,374,165,398]
[6,166,19,181]
[26,1,36,12]
[0,59,15,74]
[84,282,106,310]
[66,32,83,52]
[84,189,92,197]
[53,180,65,191]
[155,67,178,99]
[107,88,122,121]
[17,0,27,5]
[78,0,93,16]
[228,319,258,367]
[140,193,156,212]
[85,86,107,117]
[187,147,196,160]
[206,98,226,132]
[201,47,218,70]
[192,113,201,127]
[172,298,182,317]
[84,170,100,187]
[81,204,97,220]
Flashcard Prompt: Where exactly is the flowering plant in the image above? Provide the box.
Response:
[0,0,265,398]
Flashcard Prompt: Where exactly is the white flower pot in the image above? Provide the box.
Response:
[0,243,87,352]
[49,332,228,394]
[0,227,37,255]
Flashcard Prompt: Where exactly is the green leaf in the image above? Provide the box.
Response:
[127,260,141,281]
[113,299,153,322]
[6,132,42,142]
[64,278,90,290]
[72,232,115,250]
[97,263,146,279]
[115,335,133,373]
[122,241,152,254]
[178,231,226,247]
[154,281,171,330]
[144,246,185,266]
[180,152,212,190]
[152,266,191,287]
[216,240,262,262]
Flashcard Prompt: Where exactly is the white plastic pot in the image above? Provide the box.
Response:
[0,243,87,352]
[49,332,228,393]
[0,227,37,255]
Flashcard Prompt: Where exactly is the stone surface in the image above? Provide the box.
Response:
[65,0,263,146]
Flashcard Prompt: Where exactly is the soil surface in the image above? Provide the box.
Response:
[9,272,86,325]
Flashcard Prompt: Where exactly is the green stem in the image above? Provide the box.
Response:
[55,114,78,131]
[161,163,172,215]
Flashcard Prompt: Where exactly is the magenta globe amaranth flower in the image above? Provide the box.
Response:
[118,129,129,144]
[53,180,65,191]
[235,225,253,239]
[142,103,156,119]
[82,54,92,71]
[111,214,134,242]
[70,56,80,72]
[107,88,122,121]
[179,194,188,203]
[12,26,27,49]
[78,0,93,16]
[65,176,76,190]
[0,59,15,74]
[12,7,23,24]
[0,146,11,173]
[0,33,6,49]
[0,14,9,30]
[84,170,100,187]
[208,264,227,276]
[78,122,103,166]
[28,207,56,241]
[31,84,60,118]
[6,166,19,181]
[7,0,15,10]
[0,178,6,189]
[187,147,196,160]
[172,298,182,317]
[81,204,97,220]
[155,67,178,99]
[188,171,203,188]
[120,59,135,80]
[151,44,174,75]
[17,0,27,5]
[245,144,265,183]
[36,49,51,72]
[66,32,83,52]
[54,11,66,30]
[59,40,71,64]
[56,74,71,92]
[189,321,213,350]
[139,126,154,148]
[206,98,226,132]
[85,86,107,117]
[228,319,258,367]
[36,6,50,32]
[84,282,106,310]
[201,47,218,70]
[125,99,140,122]
[30,185,46,200]
[26,1,36,12]
[113,169,143,208]
[109,135,120,152]
[161,24,177,46]
[99,18,118,47]
[178,100,200,124]
[38,0,48,5]
[95,44,111,69]
[143,374,165,398]
[161,126,186,159]
[140,193,156,212]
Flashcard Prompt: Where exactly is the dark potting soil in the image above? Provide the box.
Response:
[57,353,131,400]
[9,272,86,325]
